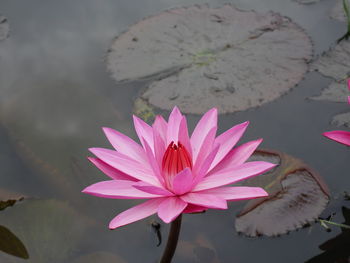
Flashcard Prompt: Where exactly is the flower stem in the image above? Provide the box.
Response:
[160,214,182,263]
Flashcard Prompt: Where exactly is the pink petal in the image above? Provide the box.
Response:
[191,108,217,164]
[102,127,148,164]
[178,116,192,158]
[194,161,276,191]
[208,139,263,175]
[88,157,137,181]
[348,96,350,105]
[133,181,174,196]
[323,130,350,146]
[192,127,217,173]
[141,138,164,186]
[348,79,350,91]
[133,115,154,152]
[183,204,207,213]
[199,187,268,201]
[152,115,168,142]
[153,128,166,169]
[109,198,165,229]
[82,180,162,199]
[192,144,220,186]
[180,192,227,209]
[209,121,249,171]
[158,197,187,223]
[172,168,193,195]
[166,106,183,145]
[89,148,160,186]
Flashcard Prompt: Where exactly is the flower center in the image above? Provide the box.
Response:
[162,141,192,189]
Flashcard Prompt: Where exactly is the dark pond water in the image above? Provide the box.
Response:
[1,0,350,262]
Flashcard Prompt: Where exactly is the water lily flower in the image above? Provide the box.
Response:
[83,107,276,229]
[323,79,350,146]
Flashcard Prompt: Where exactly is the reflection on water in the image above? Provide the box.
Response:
[0,0,349,262]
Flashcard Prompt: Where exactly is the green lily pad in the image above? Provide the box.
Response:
[0,82,131,199]
[0,189,25,211]
[133,98,156,122]
[0,15,9,41]
[107,4,312,114]
[0,225,29,260]
[0,199,95,263]
[235,150,330,237]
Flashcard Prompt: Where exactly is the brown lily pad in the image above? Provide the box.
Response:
[71,251,127,263]
[0,15,9,41]
[330,0,348,22]
[310,81,349,103]
[235,149,330,237]
[107,4,312,114]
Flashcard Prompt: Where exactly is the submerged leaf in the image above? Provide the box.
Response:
[235,150,330,237]
[331,111,350,127]
[0,199,95,263]
[107,5,312,114]
[0,15,9,41]
[0,189,25,211]
[331,0,348,22]
[0,225,28,259]
[293,0,320,5]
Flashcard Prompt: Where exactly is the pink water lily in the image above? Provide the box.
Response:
[323,79,350,146]
[83,107,276,229]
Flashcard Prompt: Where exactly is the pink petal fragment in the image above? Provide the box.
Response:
[89,148,160,186]
[133,181,174,196]
[194,161,276,191]
[192,144,220,186]
[192,127,217,174]
[153,115,168,142]
[172,168,193,195]
[82,180,162,199]
[166,106,183,145]
[153,128,166,169]
[158,197,187,223]
[88,157,137,181]
[141,138,164,186]
[323,130,350,146]
[183,204,207,214]
[180,192,227,209]
[208,139,263,175]
[199,187,268,201]
[102,127,148,164]
[109,198,165,229]
[191,108,218,164]
[209,121,249,171]
[133,115,154,152]
[178,116,192,158]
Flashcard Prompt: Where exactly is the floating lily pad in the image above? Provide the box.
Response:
[312,40,350,82]
[0,189,25,211]
[0,15,9,41]
[107,5,312,114]
[310,81,349,103]
[235,150,330,237]
[0,82,130,200]
[0,225,29,260]
[330,0,348,22]
[0,199,95,263]
[133,98,156,122]
[331,111,350,127]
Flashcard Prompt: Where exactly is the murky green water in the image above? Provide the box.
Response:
[0,0,350,262]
